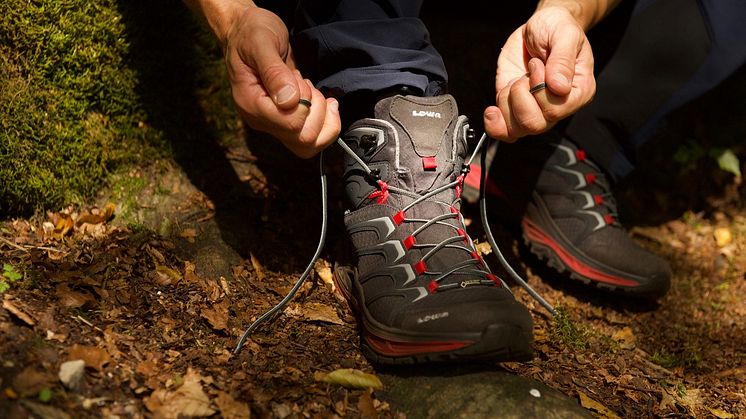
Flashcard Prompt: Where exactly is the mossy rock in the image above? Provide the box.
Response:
[0,0,234,217]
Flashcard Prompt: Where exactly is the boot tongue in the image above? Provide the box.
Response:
[376,95,458,157]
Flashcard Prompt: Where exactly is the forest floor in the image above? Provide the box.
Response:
[1,115,744,418]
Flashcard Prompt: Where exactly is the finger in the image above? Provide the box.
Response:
[483,105,510,141]
[508,76,550,135]
[294,70,312,116]
[250,35,300,108]
[316,98,342,150]
[496,77,524,141]
[527,57,546,90]
[295,81,329,156]
[544,28,583,96]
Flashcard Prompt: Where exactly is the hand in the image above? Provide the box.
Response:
[484,6,596,141]
[224,7,340,158]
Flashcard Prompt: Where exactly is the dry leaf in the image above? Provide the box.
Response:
[20,400,71,419]
[68,344,111,371]
[2,298,35,326]
[474,241,492,256]
[315,369,383,390]
[215,391,251,419]
[611,327,636,350]
[357,391,377,419]
[55,284,96,309]
[12,367,55,396]
[287,302,344,325]
[250,253,265,280]
[314,259,335,290]
[154,265,182,286]
[201,303,229,331]
[714,227,733,247]
[180,228,198,243]
[145,368,215,418]
[577,391,621,419]
[707,407,735,418]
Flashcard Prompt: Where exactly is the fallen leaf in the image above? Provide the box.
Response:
[145,368,215,418]
[287,302,344,325]
[2,298,35,326]
[250,253,265,280]
[611,327,636,350]
[357,391,377,419]
[474,240,492,256]
[12,368,55,396]
[215,391,251,419]
[55,284,96,309]
[154,265,182,286]
[577,391,621,419]
[708,407,735,418]
[714,227,733,247]
[201,303,229,331]
[315,369,383,390]
[68,344,111,371]
[314,259,334,290]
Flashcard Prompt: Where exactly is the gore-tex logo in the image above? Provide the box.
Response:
[412,110,442,118]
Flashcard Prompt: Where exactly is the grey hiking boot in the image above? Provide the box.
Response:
[333,94,534,364]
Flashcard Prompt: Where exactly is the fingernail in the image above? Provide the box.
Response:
[552,74,570,88]
[275,85,295,105]
[528,60,536,75]
[330,100,339,113]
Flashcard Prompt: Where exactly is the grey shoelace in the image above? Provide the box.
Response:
[234,133,555,354]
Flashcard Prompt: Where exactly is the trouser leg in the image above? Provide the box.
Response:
[291,0,447,101]
[565,0,746,181]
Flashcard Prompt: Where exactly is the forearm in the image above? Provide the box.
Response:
[537,0,622,31]
[183,0,257,45]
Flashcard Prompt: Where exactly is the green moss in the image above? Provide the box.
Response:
[550,306,589,350]
[0,0,171,216]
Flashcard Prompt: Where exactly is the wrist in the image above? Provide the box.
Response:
[536,0,616,31]
[185,0,257,46]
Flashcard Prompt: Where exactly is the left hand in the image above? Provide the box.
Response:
[484,6,596,141]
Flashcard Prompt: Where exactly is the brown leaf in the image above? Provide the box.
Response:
[287,302,344,325]
[357,391,377,419]
[20,400,71,419]
[708,407,735,418]
[215,391,251,419]
[68,344,111,371]
[577,391,621,419]
[201,302,229,331]
[314,259,334,290]
[145,368,216,418]
[12,367,55,396]
[2,298,35,326]
[55,284,96,309]
[315,369,383,390]
[250,253,265,280]
[154,265,182,286]
[180,228,198,243]
[611,326,636,350]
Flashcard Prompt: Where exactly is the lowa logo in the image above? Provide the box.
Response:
[411,110,442,118]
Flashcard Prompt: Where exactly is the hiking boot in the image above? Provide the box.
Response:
[484,136,671,299]
[334,94,534,364]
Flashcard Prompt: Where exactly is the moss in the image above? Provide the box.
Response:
[550,306,589,350]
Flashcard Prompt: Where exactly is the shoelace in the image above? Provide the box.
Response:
[234,133,556,354]
[337,138,501,293]
[573,150,620,227]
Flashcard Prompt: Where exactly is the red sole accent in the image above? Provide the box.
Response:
[522,218,640,287]
[464,164,505,198]
[364,328,474,357]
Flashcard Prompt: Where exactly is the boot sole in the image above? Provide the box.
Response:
[333,265,534,365]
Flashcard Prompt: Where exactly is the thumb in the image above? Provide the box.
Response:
[544,28,583,96]
[250,37,300,109]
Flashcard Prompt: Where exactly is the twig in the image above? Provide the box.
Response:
[0,236,28,252]
[73,315,103,332]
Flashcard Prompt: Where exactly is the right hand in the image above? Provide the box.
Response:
[224,7,340,158]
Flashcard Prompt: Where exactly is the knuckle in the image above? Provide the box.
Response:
[542,106,565,122]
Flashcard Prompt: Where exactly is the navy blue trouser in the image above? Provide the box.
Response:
[290,0,746,180]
